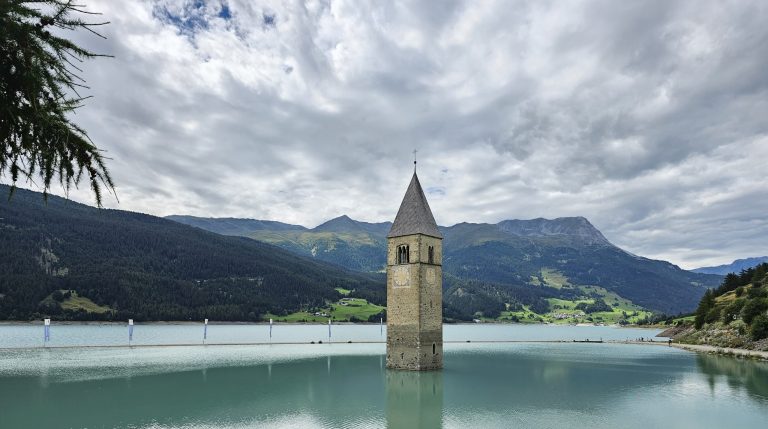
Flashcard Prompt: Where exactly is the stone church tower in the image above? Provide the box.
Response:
[386,171,443,370]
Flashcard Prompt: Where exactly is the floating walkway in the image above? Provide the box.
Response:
[1,339,592,351]
[5,339,765,360]
[0,339,664,351]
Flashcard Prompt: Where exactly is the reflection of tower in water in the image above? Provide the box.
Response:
[386,369,443,428]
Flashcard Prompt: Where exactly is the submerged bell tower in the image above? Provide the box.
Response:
[386,165,443,371]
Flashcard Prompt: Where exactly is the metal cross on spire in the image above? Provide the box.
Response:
[413,149,418,172]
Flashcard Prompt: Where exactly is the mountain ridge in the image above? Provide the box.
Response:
[168,214,722,314]
[165,215,306,235]
[496,217,610,245]
[167,214,616,239]
[692,257,768,276]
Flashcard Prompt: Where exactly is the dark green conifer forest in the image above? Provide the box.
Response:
[0,185,384,321]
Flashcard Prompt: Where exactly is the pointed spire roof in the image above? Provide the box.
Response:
[388,172,442,239]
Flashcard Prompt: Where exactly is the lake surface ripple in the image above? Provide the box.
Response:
[0,324,766,428]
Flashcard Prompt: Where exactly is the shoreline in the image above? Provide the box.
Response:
[621,340,768,360]
[671,342,768,360]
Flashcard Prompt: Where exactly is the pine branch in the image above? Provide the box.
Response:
[0,0,115,206]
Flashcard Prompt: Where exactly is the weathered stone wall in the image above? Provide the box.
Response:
[387,327,442,370]
[386,233,443,370]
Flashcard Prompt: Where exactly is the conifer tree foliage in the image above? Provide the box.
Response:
[692,263,768,340]
[0,0,113,205]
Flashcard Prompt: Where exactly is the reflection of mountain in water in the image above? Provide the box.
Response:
[696,354,768,402]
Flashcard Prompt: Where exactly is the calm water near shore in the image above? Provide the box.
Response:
[0,323,660,348]
[1,324,766,428]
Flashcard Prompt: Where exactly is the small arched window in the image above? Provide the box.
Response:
[397,245,410,264]
[432,343,436,355]
[428,246,434,264]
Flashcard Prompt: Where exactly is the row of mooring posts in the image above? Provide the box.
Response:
[41,317,385,347]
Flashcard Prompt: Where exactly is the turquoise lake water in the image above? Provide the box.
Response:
[1,324,766,428]
[0,323,662,348]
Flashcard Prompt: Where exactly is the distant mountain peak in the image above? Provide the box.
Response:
[311,215,392,235]
[313,215,361,232]
[495,216,610,245]
[692,256,768,275]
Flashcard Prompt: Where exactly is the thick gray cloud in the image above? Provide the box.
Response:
[9,0,767,269]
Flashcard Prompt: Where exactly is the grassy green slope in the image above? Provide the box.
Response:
[247,230,387,272]
[266,297,384,323]
[662,264,768,350]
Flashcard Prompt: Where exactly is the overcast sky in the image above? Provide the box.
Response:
[13,0,768,269]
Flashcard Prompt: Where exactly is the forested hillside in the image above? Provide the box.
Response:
[0,186,384,321]
[664,263,768,350]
